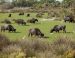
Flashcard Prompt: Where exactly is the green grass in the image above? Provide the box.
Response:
[0,13,75,41]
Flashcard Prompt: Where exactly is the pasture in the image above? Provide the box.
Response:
[0,13,75,41]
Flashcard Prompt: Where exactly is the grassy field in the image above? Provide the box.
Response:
[0,13,75,41]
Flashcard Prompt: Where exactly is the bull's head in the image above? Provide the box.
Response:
[14,29,16,32]
[35,19,38,22]
[41,33,44,37]
[50,29,54,33]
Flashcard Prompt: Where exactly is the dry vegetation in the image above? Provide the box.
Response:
[0,34,75,58]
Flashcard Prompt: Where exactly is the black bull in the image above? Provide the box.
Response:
[19,12,24,15]
[27,18,38,23]
[8,14,11,17]
[64,15,75,23]
[1,24,16,32]
[13,19,26,25]
[50,25,66,33]
[28,28,44,37]
[1,19,11,24]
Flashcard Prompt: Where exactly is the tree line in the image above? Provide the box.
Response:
[0,0,75,8]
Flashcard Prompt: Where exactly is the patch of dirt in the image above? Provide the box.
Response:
[41,17,58,21]
[22,35,26,39]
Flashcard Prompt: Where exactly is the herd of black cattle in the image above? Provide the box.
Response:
[0,13,75,38]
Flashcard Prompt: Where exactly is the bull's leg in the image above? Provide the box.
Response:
[23,23,25,25]
[57,30,59,33]
[64,20,66,22]
[63,29,66,33]
[22,23,23,25]
[8,30,10,32]
[18,23,20,25]
[55,31,57,33]
[38,35,41,38]
[12,30,15,32]
[56,30,58,33]
[34,21,35,24]
[2,29,5,32]
[69,21,71,23]
[69,20,71,23]
[33,21,35,24]
[1,29,2,32]
[8,30,11,32]
[56,30,59,33]
[31,33,33,37]
[24,23,26,25]
[22,22,25,25]
[13,30,14,32]
[14,29,16,32]
[28,33,31,37]
[3,30,5,32]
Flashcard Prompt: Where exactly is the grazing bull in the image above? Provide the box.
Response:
[1,24,16,32]
[36,13,42,18]
[1,19,11,24]
[14,19,26,25]
[8,14,11,17]
[64,15,75,23]
[28,28,44,37]
[27,18,38,24]
[27,14,30,17]
[19,12,24,15]
[50,25,66,33]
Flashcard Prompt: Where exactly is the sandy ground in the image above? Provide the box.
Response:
[41,17,58,21]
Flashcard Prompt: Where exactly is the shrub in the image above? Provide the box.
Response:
[0,34,75,58]
[50,37,75,56]
[0,34,10,50]
[10,37,75,58]
[17,39,50,58]
[63,49,75,58]
[0,44,26,58]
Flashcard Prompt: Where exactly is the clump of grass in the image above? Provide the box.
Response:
[0,44,25,58]
[0,34,10,50]
[0,34,75,58]
[17,39,50,57]
[50,37,75,56]
[16,37,75,58]
[63,49,75,58]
